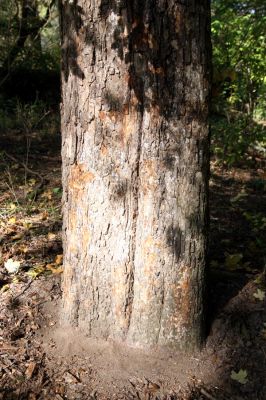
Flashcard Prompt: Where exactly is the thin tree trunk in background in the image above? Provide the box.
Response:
[1,0,55,73]
[60,0,211,351]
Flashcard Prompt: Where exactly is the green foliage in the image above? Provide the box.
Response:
[212,0,266,117]
[0,97,59,137]
[0,0,59,73]
[211,113,266,166]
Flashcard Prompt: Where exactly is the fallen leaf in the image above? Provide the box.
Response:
[28,178,36,186]
[41,211,48,220]
[53,187,61,194]
[26,265,46,279]
[231,369,248,384]
[8,217,16,224]
[253,289,265,301]
[12,232,24,241]
[55,254,63,265]
[21,245,29,253]
[4,259,21,274]
[47,264,63,274]
[23,222,32,230]
[25,362,36,379]
[48,232,56,240]
[41,190,52,200]
[1,284,10,292]
[225,253,243,270]
[10,203,16,210]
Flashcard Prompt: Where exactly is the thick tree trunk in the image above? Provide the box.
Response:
[60,0,211,351]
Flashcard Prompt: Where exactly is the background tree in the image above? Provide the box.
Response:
[0,0,59,74]
[211,0,266,117]
[60,0,211,351]
[211,0,266,166]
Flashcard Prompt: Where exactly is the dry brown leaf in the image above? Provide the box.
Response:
[55,254,63,265]
[25,361,37,379]
[46,264,63,274]
[41,211,48,220]
[48,232,56,240]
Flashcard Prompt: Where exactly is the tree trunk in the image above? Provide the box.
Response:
[60,0,211,351]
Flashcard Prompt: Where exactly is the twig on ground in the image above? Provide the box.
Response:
[200,388,219,400]
[12,279,33,300]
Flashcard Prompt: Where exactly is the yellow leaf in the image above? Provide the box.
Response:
[10,203,16,210]
[253,289,265,301]
[8,217,16,224]
[47,264,63,274]
[1,284,10,292]
[26,266,45,279]
[28,178,36,186]
[46,263,56,270]
[41,190,52,200]
[55,254,63,265]
[48,232,56,240]
[53,266,63,274]
[23,222,32,230]
[231,369,248,384]
[225,253,243,270]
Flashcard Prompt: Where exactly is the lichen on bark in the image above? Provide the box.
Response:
[60,0,211,351]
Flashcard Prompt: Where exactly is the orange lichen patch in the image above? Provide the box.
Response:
[100,144,108,156]
[175,12,182,32]
[122,104,129,115]
[99,111,106,121]
[170,269,193,327]
[148,65,164,75]
[68,164,95,192]
[141,159,158,193]
[82,229,90,249]
[124,73,131,84]
[143,253,157,274]
[120,112,137,145]
[143,235,154,249]
[109,111,119,123]
[132,19,139,29]
[68,210,77,231]
[150,104,161,119]
[111,267,130,329]
[141,235,162,278]
[148,33,158,50]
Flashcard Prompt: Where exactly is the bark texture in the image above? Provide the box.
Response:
[60,0,211,350]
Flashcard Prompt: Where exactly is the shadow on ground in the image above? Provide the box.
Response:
[0,121,265,399]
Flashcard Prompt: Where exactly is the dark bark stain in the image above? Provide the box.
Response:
[60,0,211,119]
[166,225,184,261]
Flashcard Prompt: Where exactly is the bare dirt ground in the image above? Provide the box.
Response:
[0,127,265,400]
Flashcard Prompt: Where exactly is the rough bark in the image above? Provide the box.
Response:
[60,0,211,351]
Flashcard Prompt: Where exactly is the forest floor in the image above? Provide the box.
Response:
[0,126,265,400]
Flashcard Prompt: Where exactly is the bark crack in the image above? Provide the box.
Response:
[126,107,143,334]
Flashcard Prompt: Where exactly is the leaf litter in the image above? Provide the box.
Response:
[0,131,265,399]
